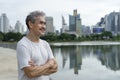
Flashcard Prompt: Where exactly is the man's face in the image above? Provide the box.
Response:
[30,16,46,36]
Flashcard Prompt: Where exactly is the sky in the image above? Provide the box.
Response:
[0,0,120,31]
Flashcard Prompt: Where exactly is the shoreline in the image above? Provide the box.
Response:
[49,41,120,46]
[0,41,120,47]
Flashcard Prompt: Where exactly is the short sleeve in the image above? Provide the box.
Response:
[45,42,54,59]
[17,44,31,69]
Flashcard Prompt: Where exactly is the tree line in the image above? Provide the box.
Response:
[0,32,23,42]
[0,31,120,42]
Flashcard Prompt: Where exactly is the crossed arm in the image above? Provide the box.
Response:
[22,58,58,78]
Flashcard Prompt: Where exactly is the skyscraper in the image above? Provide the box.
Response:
[0,13,10,33]
[14,20,24,34]
[0,17,2,32]
[105,11,120,35]
[45,16,54,34]
[61,16,69,33]
[69,9,82,36]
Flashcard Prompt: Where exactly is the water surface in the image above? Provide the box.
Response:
[50,45,120,80]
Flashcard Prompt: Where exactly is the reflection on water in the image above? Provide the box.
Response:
[58,46,82,74]
[91,45,120,71]
[51,45,120,80]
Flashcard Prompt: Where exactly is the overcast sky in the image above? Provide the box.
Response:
[0,0,120,31]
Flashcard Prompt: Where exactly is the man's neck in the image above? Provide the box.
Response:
[26,32,40,43]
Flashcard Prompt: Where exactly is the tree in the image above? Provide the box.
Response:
[0,32,4,41]
[101,31,112,40]
[3,32,22,42]
[58,33,75,41]
[41,33,58,41]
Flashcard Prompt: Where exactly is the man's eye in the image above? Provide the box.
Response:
[40,21,46,25]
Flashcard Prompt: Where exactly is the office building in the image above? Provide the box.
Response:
[69,9,82,36]
[14,20,24,34]
[0,13,10,33]
[45,16,54,34]
[61,16,69,33]
[104,11,120,35]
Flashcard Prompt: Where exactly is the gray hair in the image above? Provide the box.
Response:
[25,11,46,29]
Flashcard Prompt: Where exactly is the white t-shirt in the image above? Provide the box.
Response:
[16,37,54,80]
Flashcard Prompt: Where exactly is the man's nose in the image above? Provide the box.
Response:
[41,25,46,30]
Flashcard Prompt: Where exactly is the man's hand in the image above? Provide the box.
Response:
[43,59,58,75]
[29,60,36,66]
[47,59,55,68]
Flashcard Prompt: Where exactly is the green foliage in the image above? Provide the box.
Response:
[3,32,22,42]
[0,32,4,41]
[41,33,58,41]
[40,31,117,42]
[101,31,112,40]
[41,33,76,42]
[58,33,76,41]
[1,30,120,42]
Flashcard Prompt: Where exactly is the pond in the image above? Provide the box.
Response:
[50,45,120,80]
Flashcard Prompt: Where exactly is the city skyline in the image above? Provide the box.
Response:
[0,0,120,31]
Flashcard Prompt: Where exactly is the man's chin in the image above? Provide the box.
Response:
[40,33,45,36]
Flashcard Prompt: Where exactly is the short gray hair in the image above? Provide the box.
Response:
[25,10,46,29]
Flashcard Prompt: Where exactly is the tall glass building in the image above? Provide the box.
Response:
[69,9,82,36]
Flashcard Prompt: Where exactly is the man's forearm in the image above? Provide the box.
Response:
[23,62,50,78]
[24,58,58,78]
[42,62,58,75]
[31,59,58,76]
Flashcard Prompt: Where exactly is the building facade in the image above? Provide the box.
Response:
[45,16,54,34]
[69,9,82,36]
[14,20,24,34]
[104,11,120,35]
[61,16,69,33]
[0,13,10,33]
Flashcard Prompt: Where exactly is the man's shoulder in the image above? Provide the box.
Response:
[40,39,49,44]
[17,37,29,46]
[40,39,50,47]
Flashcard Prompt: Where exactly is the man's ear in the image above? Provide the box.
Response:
[28,21,33,29]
